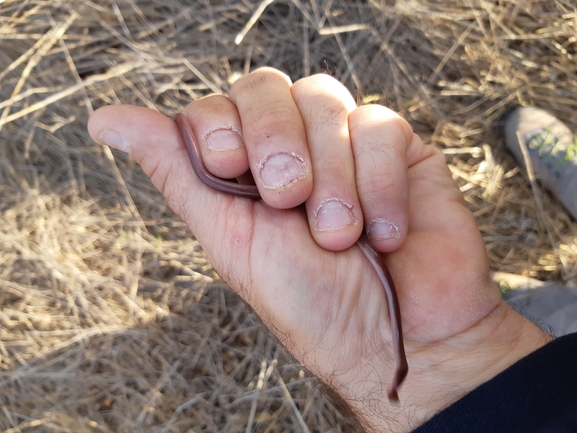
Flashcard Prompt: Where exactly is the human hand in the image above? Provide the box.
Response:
[88,68,551,432]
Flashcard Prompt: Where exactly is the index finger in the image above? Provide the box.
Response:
[229,68,313,209]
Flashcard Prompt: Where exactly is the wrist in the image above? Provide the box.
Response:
[341,302,553,432]
[408,302,551,427]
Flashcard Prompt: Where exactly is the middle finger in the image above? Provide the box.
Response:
[291,74,362,251]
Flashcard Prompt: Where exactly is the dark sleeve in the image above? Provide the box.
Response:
[413,333,577,433]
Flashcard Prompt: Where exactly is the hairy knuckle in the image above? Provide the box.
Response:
[229,71,266,101]
[229,67,291,102]
[297,73,341,90]
[240,71,267,93]
[293,74,356,112]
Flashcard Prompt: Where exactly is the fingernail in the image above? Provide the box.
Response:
[314,198,356,232]
[204,126,244,151]
[98,129,130,153]
[258,152,307,189]
[366,218,399,240]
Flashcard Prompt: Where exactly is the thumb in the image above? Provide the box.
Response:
[87,104,256,257]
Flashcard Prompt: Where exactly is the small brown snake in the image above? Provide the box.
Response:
[175,113,408,401]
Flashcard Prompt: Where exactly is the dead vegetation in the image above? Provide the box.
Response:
[1,0,576,431]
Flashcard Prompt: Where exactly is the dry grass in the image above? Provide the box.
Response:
[1,0,576,431]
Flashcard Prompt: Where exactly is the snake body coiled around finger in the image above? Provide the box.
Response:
[175,112,408,402]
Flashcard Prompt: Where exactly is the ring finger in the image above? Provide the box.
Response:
[349,105,412,252]
[291,74,362,251]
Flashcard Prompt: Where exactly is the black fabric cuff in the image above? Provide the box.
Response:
[413,333,577,433]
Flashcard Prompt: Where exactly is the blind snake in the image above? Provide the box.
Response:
[175,112,408,402]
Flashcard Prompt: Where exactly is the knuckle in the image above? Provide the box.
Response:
[183,94,232,118]
[319,100,348,127]
[292,74,356,110]
[387,115,414,145]
[351,105,414,144]
[229,70,267,100]
[229,67,291,102]
[296,73,343,91]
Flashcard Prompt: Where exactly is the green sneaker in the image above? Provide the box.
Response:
[503,106,577,219]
